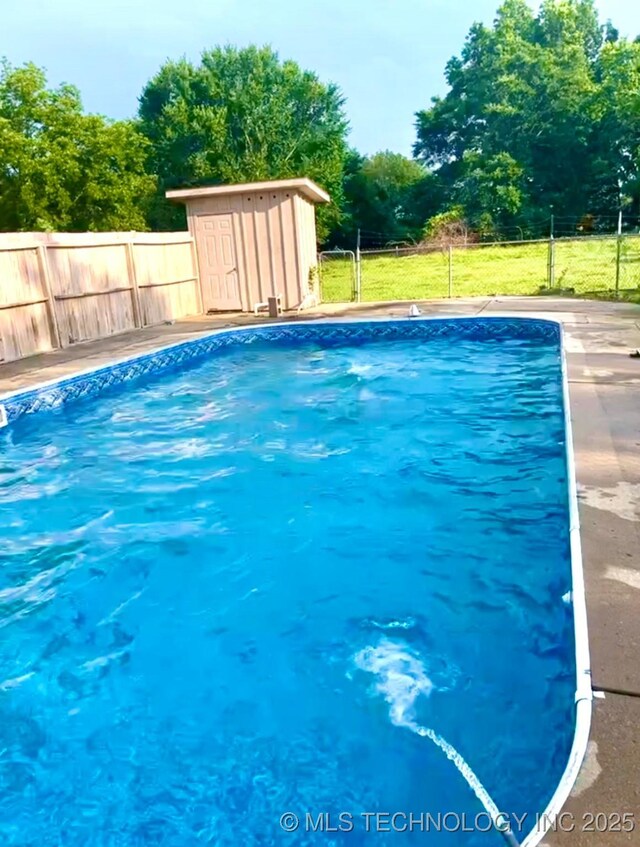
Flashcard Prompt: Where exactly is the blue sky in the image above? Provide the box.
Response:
[3,0,639,156]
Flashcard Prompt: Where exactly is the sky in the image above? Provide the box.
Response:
[2,0,640,156]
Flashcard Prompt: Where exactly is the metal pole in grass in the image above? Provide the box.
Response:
[448,244,453,298]
[547,209,555,289]
[615,209,622,299]
[356,228,362,303]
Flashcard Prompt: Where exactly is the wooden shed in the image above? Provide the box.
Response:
[166,178,330,313]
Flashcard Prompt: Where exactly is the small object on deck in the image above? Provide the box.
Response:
[254,293,283,317]
[297,290,319,312]
[630,349,640,359]
[268,295,282,318]
[408,304,421,318]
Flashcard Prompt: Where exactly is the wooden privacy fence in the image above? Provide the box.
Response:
[0,232,201,363]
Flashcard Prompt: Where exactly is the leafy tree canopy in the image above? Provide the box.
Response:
[2,4,640,243]
[138,45,349,238]
[414,0,640,232]
[0,61,155,231]
[328,150,443,246]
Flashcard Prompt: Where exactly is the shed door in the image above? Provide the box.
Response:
[195,214,242,311]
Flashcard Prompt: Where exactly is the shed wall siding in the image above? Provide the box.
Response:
[186,187,319,312]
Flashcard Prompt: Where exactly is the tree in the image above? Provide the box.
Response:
[138,46,349,239]
[454,151,526,228]
[413,0,640,229]
[590,39,640,212]
[328,150,442,246]
[0,61,155,231]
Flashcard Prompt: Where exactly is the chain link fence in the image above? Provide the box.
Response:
[318,250,357,303]
[319,234,640,304]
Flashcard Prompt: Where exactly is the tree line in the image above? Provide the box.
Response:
[1,0,638,245]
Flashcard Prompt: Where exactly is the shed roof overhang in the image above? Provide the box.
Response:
[166,178,330,205]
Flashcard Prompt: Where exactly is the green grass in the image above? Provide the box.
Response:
[320,236,640,303]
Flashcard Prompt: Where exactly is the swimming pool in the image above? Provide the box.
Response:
[0,318,590,846]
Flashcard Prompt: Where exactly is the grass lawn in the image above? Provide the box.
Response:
[320,236,640,303]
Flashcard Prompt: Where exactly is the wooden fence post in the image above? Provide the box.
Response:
[125,239,143,328]
[36,245,62,349]
[189,236,204,314]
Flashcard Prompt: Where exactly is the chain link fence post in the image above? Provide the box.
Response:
[547,212,555,289]
[356,229,362,303]
[615,210,622,299]
[448,244,453,298]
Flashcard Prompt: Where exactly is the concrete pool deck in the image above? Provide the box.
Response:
[1,296,639,845]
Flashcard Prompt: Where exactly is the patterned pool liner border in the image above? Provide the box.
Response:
[0,316,559,426]
[0,315,591,846]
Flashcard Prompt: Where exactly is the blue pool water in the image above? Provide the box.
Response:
[0,326,575,845]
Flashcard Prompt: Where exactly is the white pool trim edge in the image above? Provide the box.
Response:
[0,314,593,845]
